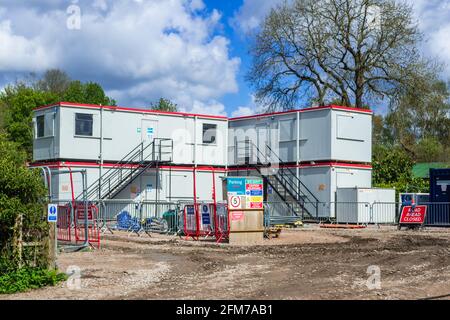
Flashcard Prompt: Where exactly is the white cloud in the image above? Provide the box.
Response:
[0,0,240,111]
[183,100,227,116]
[230,0,284,35]
[0,20,56,72]
[406,0,450,76]
[231,106,254,118]
[230,94,263,117]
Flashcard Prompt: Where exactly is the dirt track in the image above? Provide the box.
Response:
[2,226,450,300]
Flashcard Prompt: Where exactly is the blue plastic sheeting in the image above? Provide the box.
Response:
[115,211,141,231]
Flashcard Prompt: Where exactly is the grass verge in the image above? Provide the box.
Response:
[0,267,67,294]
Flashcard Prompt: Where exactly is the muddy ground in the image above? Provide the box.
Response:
[2,226,450,300]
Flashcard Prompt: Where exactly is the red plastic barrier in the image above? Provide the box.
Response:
[183,203,228,242]
[184,205,198,240]
[57,205,72,242]
[214,203,229,243]
[74,204,101,248]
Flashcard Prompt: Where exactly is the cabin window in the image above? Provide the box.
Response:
[202,123,217,144]
[75,113,93,136]
[36,115,45,138]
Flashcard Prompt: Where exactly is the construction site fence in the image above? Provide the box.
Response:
[98,200,180,235]
[54,199,450,244]
[264,201,450,226]
[54,200,101,248]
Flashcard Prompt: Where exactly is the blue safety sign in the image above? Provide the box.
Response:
[47,204,58,223]
[186,206,195,215]
[250,190,263,196]
[202,204,211,225]
[147,127,154,135]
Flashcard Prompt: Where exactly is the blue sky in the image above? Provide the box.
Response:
[0,0,449,116]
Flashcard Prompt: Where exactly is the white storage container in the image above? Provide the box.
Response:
[336,188,396,224]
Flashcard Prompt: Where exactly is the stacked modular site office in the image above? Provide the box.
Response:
[31,102,374,220]
[31,102,228,202]
[227,106,373,218]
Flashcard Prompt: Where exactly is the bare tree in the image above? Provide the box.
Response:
[248,0,439,111]
[34,69,71,97]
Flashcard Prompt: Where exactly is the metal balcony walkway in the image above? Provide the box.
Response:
[235,140,319,219]
[78,138,173,201]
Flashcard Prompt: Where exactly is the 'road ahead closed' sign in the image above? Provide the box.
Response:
[399,205,427,225]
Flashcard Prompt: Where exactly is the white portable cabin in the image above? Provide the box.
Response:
[33,102,228,165]
[228,105,373,165]
[32,102,228,202]
[227,106,373,218]
[336,188,396,224]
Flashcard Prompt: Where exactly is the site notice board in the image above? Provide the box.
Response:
[227,177,264,244]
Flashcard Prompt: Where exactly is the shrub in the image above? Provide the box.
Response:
[0,267,67,294]
[0,134,49,272]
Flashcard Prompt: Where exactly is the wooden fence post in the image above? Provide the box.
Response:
[12,213,24,268]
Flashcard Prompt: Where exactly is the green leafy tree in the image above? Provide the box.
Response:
[386,79,450,156]
[372,144,428,194]
[373,145,412,185]
[0,83,58,157]
[149,98,178,112]
[63,81,116,106]
[0,134,48,272]
[0,71,116,158]
[414,137,446,163]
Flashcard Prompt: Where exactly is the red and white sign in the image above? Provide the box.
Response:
[246,184,263,190]
[249,202,263,209]
[228,195,242,209]
[231,211,245,221]
[399,205,427,224]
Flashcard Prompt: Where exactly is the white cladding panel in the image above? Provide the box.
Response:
[298,110,332,162]
[304,166,372,217]
[331,111,372,163]
[35,106,227,166]
[33,107,60,161]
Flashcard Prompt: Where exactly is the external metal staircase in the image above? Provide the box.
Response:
[78,138,173,200]
[236,140,319,219]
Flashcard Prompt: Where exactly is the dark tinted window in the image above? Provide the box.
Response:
[202,123,217,144]
[75,113,93,136]
[36,115,45,138]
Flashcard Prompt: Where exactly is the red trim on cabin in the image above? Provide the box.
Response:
[30,160,370,171]
[227,162,372,171]
[29,161,227,172]
[33,102,228,120]
[229,105,373,121]
[34,102,371,121]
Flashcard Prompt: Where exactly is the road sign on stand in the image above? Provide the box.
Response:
[398,205,427,230]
